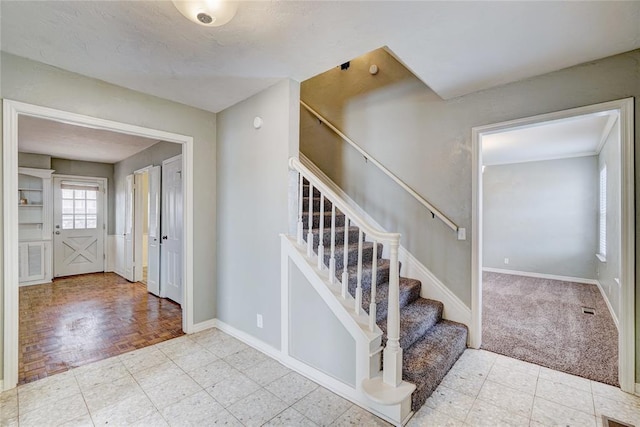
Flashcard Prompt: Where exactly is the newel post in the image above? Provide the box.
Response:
[383,241,402,386]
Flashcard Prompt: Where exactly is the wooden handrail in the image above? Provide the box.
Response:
[300,100,459,234]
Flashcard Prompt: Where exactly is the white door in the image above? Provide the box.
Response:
[124,174,135,282]
[147,166,161,296]
[161,155,183,304]
[53,178,105,277]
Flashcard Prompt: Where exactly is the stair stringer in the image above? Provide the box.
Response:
[281,235,415,426]
[300,154,472,338]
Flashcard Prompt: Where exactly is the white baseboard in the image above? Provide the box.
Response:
[595,281,619,330]
[213,319,281,361]
[635,383,640,397]
[399,247,471,328]
[482,267,597,285]
[190,319,217,334]
[214,318,408,426]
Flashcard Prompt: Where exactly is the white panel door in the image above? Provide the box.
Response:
[147,166,161,296]
[124,174,135,282]
[53,178,104,277]
[161,156,183,304]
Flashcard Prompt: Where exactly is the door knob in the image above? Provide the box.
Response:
[162,236,168,240]
[55,231,60,235]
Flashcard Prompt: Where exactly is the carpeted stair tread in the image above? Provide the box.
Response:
[327,242,383,271]
[305,226,362,247]
[402,320,468,411]
[378,298,444,350]
[299,178,468,413]
[302,196,334,213]
[304,211,346,228]
[345,258,392,290]
[360,277,422,323]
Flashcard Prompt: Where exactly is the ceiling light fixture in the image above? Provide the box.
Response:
[172,0,238,27]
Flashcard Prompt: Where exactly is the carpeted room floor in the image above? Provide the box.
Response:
[481,271,618,386]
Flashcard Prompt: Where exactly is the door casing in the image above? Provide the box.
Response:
[471,97,635,393]
[2,99,195,390]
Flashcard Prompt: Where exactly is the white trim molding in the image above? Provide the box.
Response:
[471,97,635,394]
[190,319,218,334]
[402,247,471,328]
[214,317,412,425]
[280,234,414,425]
[2,99,195,390]
[595,281,619,330]
[482,267,597,285]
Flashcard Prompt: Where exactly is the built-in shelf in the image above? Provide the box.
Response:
[18,167,54,286]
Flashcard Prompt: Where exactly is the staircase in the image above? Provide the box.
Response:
[301,180,468,412]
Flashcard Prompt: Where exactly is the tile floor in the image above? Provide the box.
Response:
[1,328,639,426]
[19,273,183,384]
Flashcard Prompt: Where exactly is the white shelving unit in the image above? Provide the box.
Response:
[18,167,55,286]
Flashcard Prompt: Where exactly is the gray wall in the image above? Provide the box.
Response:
[216,79,299,349]
[51,158,115,234]
[18,152,51,169]
[301,48,640,382]
[289,261,356,386]
[113,141,182,236]
[17,154,116,233]
[597,120,621,319]
[483,156,598,280]
[1,52,217,383]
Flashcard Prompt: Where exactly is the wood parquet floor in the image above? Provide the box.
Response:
[19,272,183,385]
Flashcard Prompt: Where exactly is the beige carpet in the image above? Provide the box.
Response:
[482,272,618,386]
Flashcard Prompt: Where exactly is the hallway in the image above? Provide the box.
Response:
[19,272,183,384]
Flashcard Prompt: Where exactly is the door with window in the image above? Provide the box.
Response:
[53,177,105,277]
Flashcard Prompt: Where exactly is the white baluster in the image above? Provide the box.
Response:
[306,183,314,258]
[329,204,336,284]
[297,174,304,245]
[355,229,363,315]
[383,241,402,387]
[317,195,325,270]
[369,242,378,332]
[341,217,349,298]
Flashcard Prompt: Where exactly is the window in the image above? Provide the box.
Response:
[61,181,99,230]
[598,165,607,259]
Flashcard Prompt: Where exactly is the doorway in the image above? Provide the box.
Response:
[471,98,635,392]
[3,99,196,390]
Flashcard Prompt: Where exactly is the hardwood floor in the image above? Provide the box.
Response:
[19,272,183,385]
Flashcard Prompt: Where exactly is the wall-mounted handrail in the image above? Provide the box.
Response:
[300,100,459,233]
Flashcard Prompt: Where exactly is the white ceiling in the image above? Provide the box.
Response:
[482,112,618,166]
[19,116,161,164]
[1,1,639,113]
